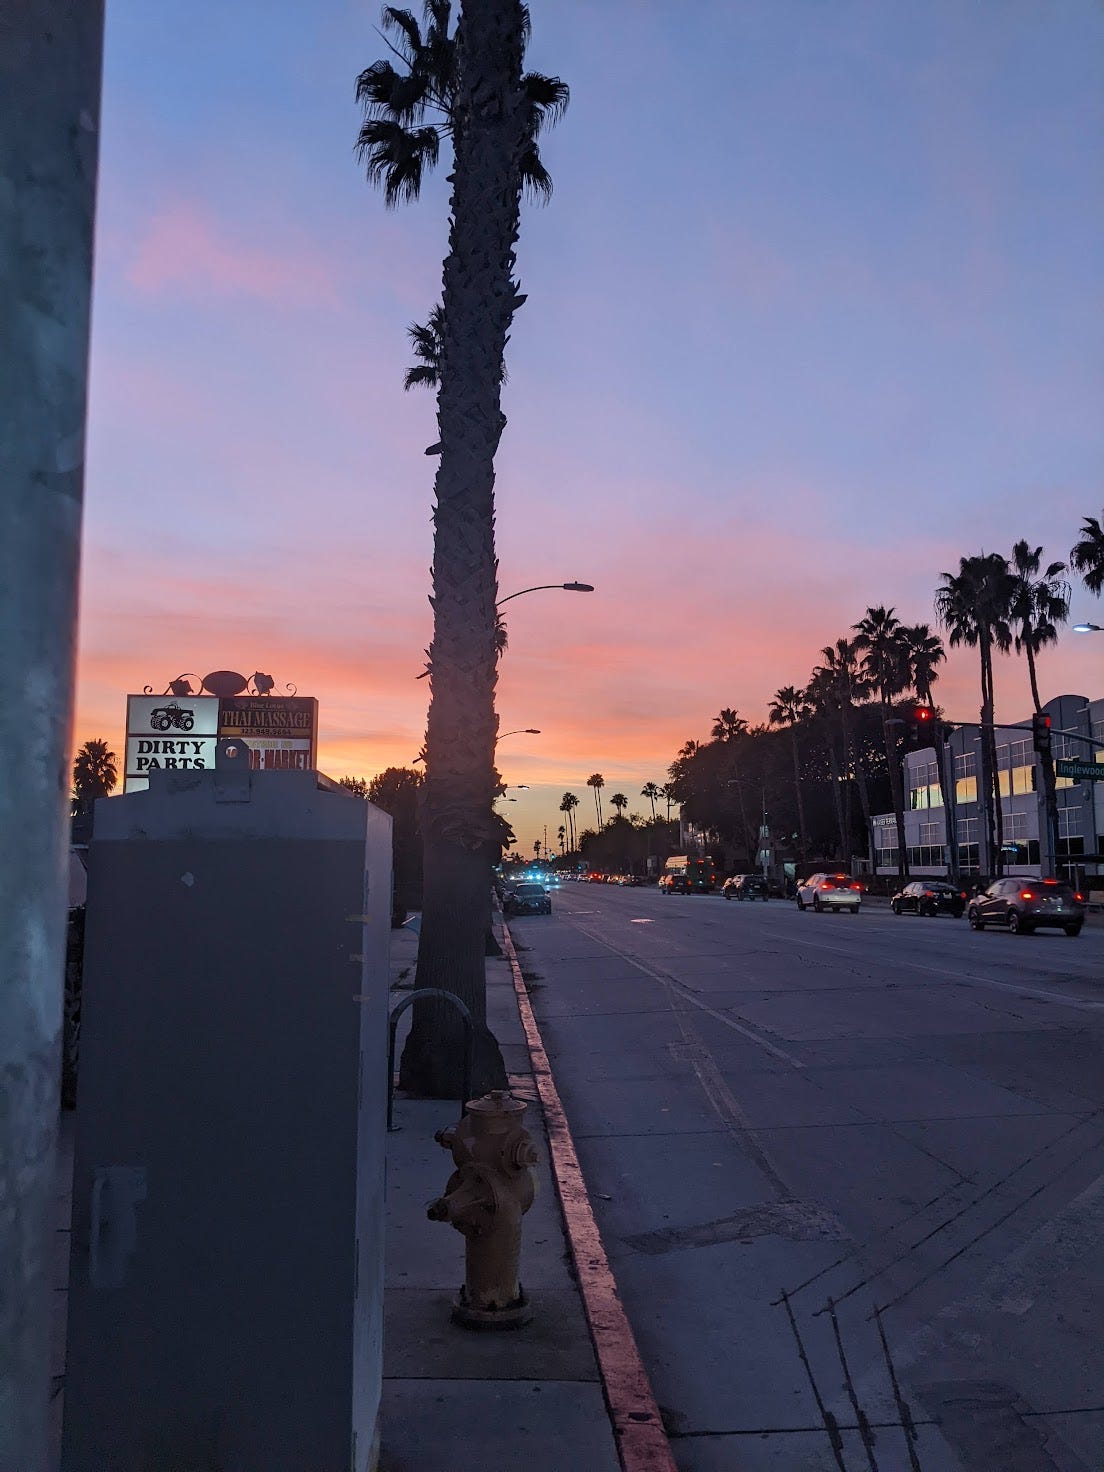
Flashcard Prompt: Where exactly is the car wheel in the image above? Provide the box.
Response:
[891,901,900,915]
[796,897,805,911]
[724,891,732,900]
[1007,910,1031,935]
[968,909,984,930]
[1065,924,1082,937]
[813,896,822,913]
[922,903,936,918]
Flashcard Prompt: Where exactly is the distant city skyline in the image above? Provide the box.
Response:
[76,1,1104,850]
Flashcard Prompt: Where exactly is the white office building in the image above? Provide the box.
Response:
[872,692,1104,883]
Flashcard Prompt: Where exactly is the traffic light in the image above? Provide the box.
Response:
[908,705,935,745]
[1032,711,1052,754]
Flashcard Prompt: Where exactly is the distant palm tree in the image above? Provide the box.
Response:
[901,624,945,708]
[557,824,566,854]
[1070,509,1104,596]
[900,623,954,872]
[609,792,628,817]
[813,638,873,862]
[640,781,660,821]
[1010,540,1070,870]
[768,686,810,859]
[586,773,605,827]
[805,668,849,860]
[710,708,748,743]
[559,791,579,851]
[854,607,910,877]
[659,784,675,821]
[935,554,1015,876]
[72,738,117,814]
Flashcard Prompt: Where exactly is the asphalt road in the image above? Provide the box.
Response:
[510,883,1104,1472]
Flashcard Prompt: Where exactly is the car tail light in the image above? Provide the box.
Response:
[960,891,967,898]
[1044,878,1058,885]
[1074,892,1084,902]
[923,890,934,898]
[850,883,862,891]
[1020,891,1035,901]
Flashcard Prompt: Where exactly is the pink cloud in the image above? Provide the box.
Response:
[126,200,338,305]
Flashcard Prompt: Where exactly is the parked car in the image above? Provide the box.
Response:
[967,878,1085,936]
[504,882,552,917]
[722,874,769,902]
[796,873,862,913]
[658,872,685,894]
[891,880,966,918]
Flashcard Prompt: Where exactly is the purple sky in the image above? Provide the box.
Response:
[77,1,1104,849]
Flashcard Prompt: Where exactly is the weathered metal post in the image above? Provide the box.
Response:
[0,4,103,1466]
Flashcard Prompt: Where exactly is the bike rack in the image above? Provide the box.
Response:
[387,988,474,1132]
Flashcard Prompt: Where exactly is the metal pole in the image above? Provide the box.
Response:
[0,5,103,1467]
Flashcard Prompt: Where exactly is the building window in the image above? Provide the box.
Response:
[955,750,977,804]
[957,816,979,845]
[1057,805,1085,859]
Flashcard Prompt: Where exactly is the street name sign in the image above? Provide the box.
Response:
[1055,758,1104,781]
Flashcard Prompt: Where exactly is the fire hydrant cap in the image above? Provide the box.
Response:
[467,1089,527,1118]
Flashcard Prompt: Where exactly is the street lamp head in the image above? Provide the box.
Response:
[1073,622,1101,634]
[562,582,594,593]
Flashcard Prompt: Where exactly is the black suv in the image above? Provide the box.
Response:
[890,881,966,918]
[722,874,769,902]
[967,878,1085,937]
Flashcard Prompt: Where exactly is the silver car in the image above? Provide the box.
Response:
[796,873,862,913]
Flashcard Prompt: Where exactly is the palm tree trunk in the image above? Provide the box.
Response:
[405,0,530,1097]
[789,730,808,859]
[976,638,1001,880]
[882,701,908,879]
[824,729,848,861]
[838,707,855,861]
[1025,642,1060,873]
[852,741,873,863]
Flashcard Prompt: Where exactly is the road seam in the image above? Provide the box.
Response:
[501,917,681,1472]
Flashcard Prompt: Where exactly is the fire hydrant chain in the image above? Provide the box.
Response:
[426,1089,538,1329]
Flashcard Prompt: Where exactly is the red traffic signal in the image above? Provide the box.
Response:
[1032,711,1052,753]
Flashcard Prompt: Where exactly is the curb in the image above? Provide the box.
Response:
[501,918,679,1472]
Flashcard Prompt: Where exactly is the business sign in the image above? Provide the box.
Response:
[218,697,318,772]
[124,695,219,791]
[124,693,318,791]
[1056,758,1104,782]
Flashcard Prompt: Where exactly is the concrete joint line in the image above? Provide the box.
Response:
[500,919,681,1472]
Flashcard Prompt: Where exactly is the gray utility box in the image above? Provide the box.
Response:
[62,769,391,1472]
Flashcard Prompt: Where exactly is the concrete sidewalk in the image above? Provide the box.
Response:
[381,923,621,1472]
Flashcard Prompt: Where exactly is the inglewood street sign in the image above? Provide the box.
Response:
[1055,758,1104,781]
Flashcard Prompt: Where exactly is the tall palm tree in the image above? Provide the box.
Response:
[659,784,675,821]
[767,686,810,860]
[557,824,565,854]
[900,623,954,873]
[813,638,873,862]
[853,607,910,878]
[72,738,117,814]
[586,773,605,828]
[805,668,849,861]
[609,792,628,817]
[1010,540,1070,871]
[1070,509,1104,596]
[357,0,569,1097]
[559,791,579,851]
[640,781,660,821]
[935,554,1015,877]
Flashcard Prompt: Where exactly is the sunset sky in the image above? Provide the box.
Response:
[77,0,1104,851]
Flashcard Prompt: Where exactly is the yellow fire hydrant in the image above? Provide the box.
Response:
[427,1089,538,1328]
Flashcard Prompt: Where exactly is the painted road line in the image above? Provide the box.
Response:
[566,919,808,1070]
[501,920,680,1472]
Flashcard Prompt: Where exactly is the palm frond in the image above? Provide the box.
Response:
[523,71,570,133]
[382,6,424,59]
[355,59,431,123]
[403,363,438,390]
[519,142,553,201]
[355,119,440,205]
